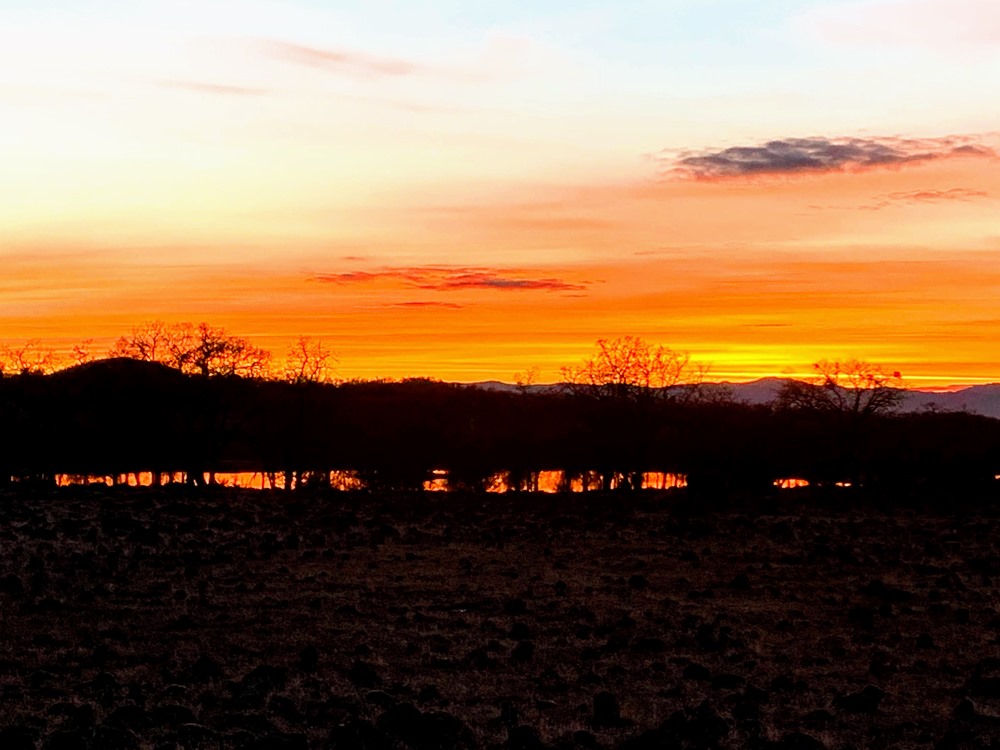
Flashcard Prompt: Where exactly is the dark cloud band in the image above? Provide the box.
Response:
[811,186,990,211]
[313,266,587,293]
[665,135,995,179]
[885,187,988,203]
[389,301,465,309]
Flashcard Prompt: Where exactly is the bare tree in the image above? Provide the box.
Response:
[109,321,271,378]
[109,321,173,364]
[0,340,58,376]
[283,336,337,384]
[71,339,96,366]
[777,359,904,417]
[561,335,705,404]
[514,366,540,386]
[173,323,272,378]
[513,365,541,395]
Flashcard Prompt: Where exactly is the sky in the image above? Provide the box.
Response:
[2,0,1000,385]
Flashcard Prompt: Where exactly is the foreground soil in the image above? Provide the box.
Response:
[1,488,1000,750]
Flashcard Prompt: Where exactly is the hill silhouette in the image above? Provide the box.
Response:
[470,377,1000,419]
[53,356,187,383]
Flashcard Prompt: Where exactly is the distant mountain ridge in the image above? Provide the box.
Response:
[468,378,1000,419]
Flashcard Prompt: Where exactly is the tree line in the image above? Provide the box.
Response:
[1,325,998,497]
[0,322,335,383]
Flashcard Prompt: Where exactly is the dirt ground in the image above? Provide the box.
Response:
[1,488,999,750]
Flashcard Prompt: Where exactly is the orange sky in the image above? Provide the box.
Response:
[5,153,1000,385]
[4,1,1000,387]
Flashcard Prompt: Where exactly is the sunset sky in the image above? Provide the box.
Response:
[3,0,1000,385]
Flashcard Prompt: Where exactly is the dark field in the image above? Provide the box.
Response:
[2,489,1000,749]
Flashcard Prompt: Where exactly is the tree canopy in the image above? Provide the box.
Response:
[109,321,272,378]
[777,359,904,417]
[560,336,706,404]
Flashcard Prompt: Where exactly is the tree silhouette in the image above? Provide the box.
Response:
[108,321,269,486]
[271,336,340,492]
[777,359,903,417]
[561,336,706,490]
[776,359,904,487]
[171,323,272,378]
[71,339,96,366]
[283,336,337,384]
[109,321,174,364]
[110,321,271,378]
[561,336,705,405]
[0,339,58,376]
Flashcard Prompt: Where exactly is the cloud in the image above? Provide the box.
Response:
[427,272,583,291]
[665,135,995,180]
[884,188,989,204]
[316,271,384,284]
[259,40,423,78]
[312,266,588,293]
[389,301,465,309]
[157,80,268,96]
[814,187,990,211]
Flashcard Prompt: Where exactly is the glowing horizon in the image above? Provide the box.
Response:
[4,1,1000,389]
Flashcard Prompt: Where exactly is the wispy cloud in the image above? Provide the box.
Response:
[312,266,588,293]
[663,135,995,180]
[812,187,990,211]
[884,188,989,204]
[318,271,383,284]
[259,40,423,78]
[157,80,268,96]
[389,301,465,309]
[433,272,583,291]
